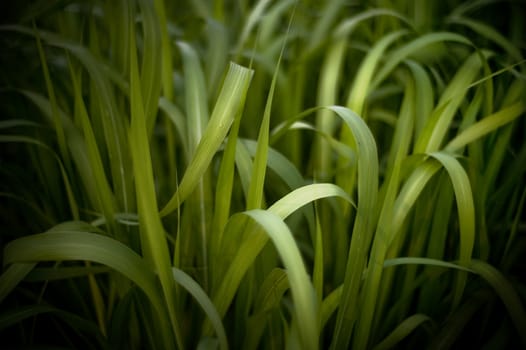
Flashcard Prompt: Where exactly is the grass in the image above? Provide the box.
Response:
[1,0,525,349]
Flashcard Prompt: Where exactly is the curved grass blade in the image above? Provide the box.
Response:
[2,230,174,348]
[391,159,442,246]
[329,105,379,350]
[469,260,526,347]
[244,209,318,350]
[404,60,434,140]
[346,30,408,116]
[370,32,473,92]
[429,152,475,308]
[206,183,353,334]
[383,257,473,272]
[172,268,228,350]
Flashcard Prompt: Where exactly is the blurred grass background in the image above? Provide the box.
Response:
[0,0,525,349]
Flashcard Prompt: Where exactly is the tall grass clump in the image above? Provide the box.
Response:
[1,0,525,349]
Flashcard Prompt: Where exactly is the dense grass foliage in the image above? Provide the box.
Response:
[1,0,525,349]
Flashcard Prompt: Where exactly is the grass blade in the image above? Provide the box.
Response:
[244,209,318,350]
[2,230,172,347]
[429,152,475,308]
[207,183,353,334]
[128,13,182,348]
[160,62,254,216]
[0,263,36,303]
[469,260,526,347]
[172,268,228,350]
[329,105,379,350]
[372,314,432,350]
[446,101,525,152]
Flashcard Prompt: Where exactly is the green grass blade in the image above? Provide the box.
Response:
[172,268,228,350]
[32,22,70,173]
[429,152,475,308]
[0,262,36,303]
[244,268,289,349]
[178,41,210,157]
[320,285,342,330]
[314,41,346,180]
[446,101,525,152]
[352,76,415,350]
[469,260,526,347]
[304,0,346,56]
[346,30,408,116]
[329,105,379,350]
[405,60,434,140]
[177,39,214,286]
[158,97,188,155]
[391,159,442,246]
[312,205,324,307]
[160,62,254,216]
[383,257,473,271]
[152,0,173,100]
[246,4,294,210]
[0,134,78,220]
[68,57,117,234]
[2,231,171,340]
[3,24,134,214]
[128,16,182,349]
[242,139,305,193]
[372,314,432,350]
[135,0,163,134]
[253,268,289,314]
[448,16,524,63]
[234,0,272,57]
[371,32,472,91]
[207,183,353,334]
[205,20,229,95]
[244,209,318,350]
[209,110,245,289]
[415,51,490,153]
[268,183,354,219]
